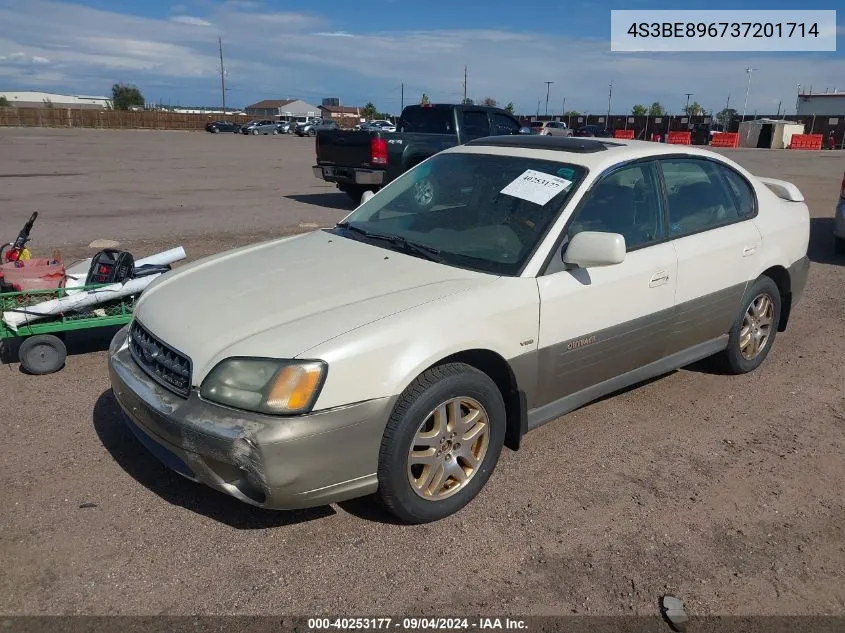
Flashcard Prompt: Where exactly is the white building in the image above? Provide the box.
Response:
[796,91,845,116]
[0,91,112,109]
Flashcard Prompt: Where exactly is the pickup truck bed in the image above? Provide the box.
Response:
[313,104,526,203]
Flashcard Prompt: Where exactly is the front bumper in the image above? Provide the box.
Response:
[312,165,385,186]
[834,199,845,239]
[107,325,395,510]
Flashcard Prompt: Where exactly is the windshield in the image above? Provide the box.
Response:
[333,152,586,275]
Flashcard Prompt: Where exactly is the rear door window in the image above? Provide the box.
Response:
[461,110,491,139]
[399,107,453,134]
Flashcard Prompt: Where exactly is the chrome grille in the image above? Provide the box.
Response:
[128,321,192,397]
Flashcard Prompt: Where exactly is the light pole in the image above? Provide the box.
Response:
[741,67,758,122]
[795,83,801,115]
[685,93,693,115]
[544,81,553,117]
[607,82,612,122]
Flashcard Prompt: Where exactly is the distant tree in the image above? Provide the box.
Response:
[648,101,666,117]
[684,101,705,116]
[42,98,54,109]
[420,93,430,105]
[563,110,581,117]
[111,83,145,111]
[631,104,648,116]
[461,97,474,105]
[504,102,515,114]
[481,96,497,107]
[0,96,10,107]
[716,107,737,128]
[362,101,378,120]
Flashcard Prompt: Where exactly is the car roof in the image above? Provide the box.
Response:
[448,136,746,175]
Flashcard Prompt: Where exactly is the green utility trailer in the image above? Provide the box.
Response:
[0,284,136,375]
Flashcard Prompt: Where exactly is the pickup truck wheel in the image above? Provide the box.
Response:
[343,186,368,203]
[714,275,781,375]
[377,363,506,524]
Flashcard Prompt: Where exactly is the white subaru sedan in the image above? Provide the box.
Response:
[108,136,810,524]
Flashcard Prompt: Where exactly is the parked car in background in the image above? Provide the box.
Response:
[574,124,613,138]
[537,121,573,137]
[110,136,809,523]
[206,120,242,133]
[241,120,281,135]
[297,119,339,137]
[528,121,544,134]
[314,103,529,203]
[835,171,845,254]
[275,121,293,134]
[369,120,397,132]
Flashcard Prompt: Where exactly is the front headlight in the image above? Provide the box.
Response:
[200,358,327,415]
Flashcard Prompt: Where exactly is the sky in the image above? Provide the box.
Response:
[0,0,843,116]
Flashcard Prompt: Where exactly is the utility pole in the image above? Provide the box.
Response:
[795,84,801,115]
[684,93,693,114]
[463,66,467,103]
[401,83,404,111]
[607,82,612,121]
[561,97,566,116]
[544,81,553,116]
[741,67,758,122]
[536,99,540,118]
[776,100,782,117]
[218,36,226,115]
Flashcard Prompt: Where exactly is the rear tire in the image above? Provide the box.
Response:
[377,363,506,524]
[19,334,67,375]
[715,276,782,375]
[343,186,370,204]
[835,236,845,255]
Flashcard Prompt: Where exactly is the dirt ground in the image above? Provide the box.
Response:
[0,128,843,618]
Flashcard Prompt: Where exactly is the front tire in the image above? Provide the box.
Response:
[377,363,506,524]
[716,276,782,374]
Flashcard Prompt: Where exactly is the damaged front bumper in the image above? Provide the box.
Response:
[107,325,395,510]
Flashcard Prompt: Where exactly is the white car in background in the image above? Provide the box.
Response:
[109,136,810,524]
[538,120,573,137]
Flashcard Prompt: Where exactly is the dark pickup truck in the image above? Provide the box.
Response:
[312,103,528,203]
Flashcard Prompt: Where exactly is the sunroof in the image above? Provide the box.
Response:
[465,135,620,153]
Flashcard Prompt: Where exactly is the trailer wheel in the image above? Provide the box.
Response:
[19,334,67,375]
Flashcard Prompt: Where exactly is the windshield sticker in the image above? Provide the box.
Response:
[500,169,573,206]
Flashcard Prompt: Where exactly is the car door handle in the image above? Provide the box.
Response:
[649,271,670,287]
[742,244,758,257]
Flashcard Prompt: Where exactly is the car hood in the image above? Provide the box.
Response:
[132,230,496,383]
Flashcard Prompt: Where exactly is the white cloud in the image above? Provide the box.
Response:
[169,16,213,27]
[315,31,357,38]
[0,0,842,115]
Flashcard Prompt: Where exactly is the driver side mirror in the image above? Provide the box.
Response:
[562,231,626,268]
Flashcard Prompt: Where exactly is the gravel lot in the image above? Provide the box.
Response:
[1,128,843,618]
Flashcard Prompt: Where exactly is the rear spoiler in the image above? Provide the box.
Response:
[758,177,805,202]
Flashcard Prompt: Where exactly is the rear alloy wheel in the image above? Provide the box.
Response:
[377,363,505,524]
[252,129,259,135]
[308,129,317,137]
[18,334,67,375]
[716,276,782,374]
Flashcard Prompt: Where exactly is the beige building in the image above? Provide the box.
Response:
[0,91,111,109]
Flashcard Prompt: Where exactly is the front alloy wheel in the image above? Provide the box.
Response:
[407,397,490,500]
[377,362,505,524]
